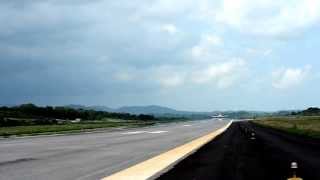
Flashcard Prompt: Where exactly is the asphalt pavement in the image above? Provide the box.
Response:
[158,121,320,180]
[0,119,228,180]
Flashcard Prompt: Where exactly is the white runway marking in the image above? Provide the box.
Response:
[183,125,192,127]
[121,130,168,135]
[147,131,168,134]
[121,131,146,135]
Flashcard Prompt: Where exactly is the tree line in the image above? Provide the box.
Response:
[292,107,320,116]
[0,104,155,127]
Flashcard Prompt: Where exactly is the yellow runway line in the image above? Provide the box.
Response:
[102,121,233,180]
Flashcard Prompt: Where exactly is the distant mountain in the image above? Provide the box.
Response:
[64,104,209,118]
[64,104,290,119]
[0,104,16,107]
[89,106,114,112]
[65,104,87,109]
[296,107,320,116]
[65,104,114,112]
[117,105,179,115]
[66,104,185,115]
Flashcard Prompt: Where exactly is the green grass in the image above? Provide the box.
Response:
[0,121,155,137]
[252,116,320,138]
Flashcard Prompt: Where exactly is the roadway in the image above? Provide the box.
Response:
[0,119,229,180]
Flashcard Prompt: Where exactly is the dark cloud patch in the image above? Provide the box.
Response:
[0,0,243,108]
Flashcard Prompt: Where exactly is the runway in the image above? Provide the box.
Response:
[0,119,228,180]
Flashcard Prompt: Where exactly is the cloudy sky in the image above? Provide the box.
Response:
[1,0,320,111]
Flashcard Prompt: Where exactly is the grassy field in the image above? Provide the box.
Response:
[0,120,155,137]
[253,116,320,138]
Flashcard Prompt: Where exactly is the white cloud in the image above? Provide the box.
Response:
[142,0,194,16]
[263,49,273,56]
[246,48,273,56]
[113,71,135,81]
[272,65,311,89]
[203,34,222,45]
[152,58,246,89]
[152,66,186,88]
[157,75,185,87]
[113,65,186,88]
[191,34,223,59]
[215,0,320,36]
[112,58,247,89]
[191,58,246,88]
[161,24,178,34]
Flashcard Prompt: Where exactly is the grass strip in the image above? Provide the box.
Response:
[0,122,154,137]
[252,116,320,139]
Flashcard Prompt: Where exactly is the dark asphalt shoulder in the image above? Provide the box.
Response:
[158,121,320,180]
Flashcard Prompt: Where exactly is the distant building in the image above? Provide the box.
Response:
[56,119,68,124]
[211,114,225,118]
[71,118,81,123]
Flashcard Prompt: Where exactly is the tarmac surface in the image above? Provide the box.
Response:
[158,121,320,180]
[0,119,228,180]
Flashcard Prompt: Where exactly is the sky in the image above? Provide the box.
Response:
[1,0,320,111]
